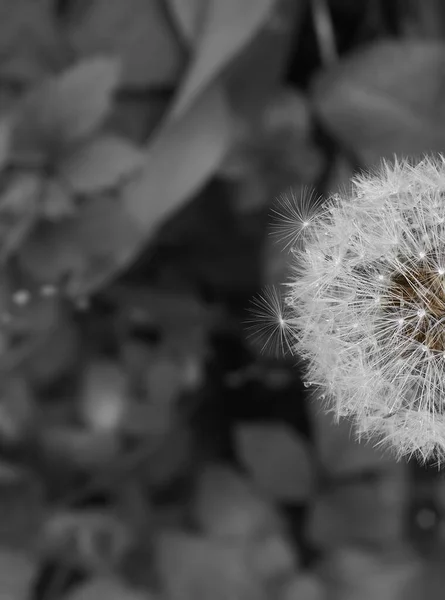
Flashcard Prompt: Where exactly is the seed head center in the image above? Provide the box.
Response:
[386,256,445,352]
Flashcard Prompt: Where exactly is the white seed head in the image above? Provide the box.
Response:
[276,155,445,464]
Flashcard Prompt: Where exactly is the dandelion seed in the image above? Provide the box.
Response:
[246,286,294,357]
[269,154,445,464]
[270,187,323,249]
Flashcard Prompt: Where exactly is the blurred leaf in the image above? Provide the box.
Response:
[0,0,69,82]
[171,0,277,117]
[80,360,127,433]
[235,423,313,502]
[0,549,37,600]
[43,510,132,571]
[167,0,206,43]
[312,41,445,167]
[41,179,77,220]
[18,194,144,296]
[12,57,121,152]
[224,0,306,119]
[321,546,421,600]
[0,173,40,260]
[249,530,297,583]
[281,573,326,600]
[121,83,233,261]
[67,0,185,87]
[41,426,121,470]
[156,531,267,600]
[60,135,144,193]
[307,469,408,549]
[66,577,148,600]
[193,464,277,539]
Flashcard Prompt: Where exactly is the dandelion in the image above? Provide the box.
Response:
[277,155,445,464]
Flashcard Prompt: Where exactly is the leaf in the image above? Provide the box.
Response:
[171,0,276,117]
[66,578,148,600]
[13,57,121,152]
[312,41,445,167]
[67,0,185,87]
[60,135,144,193]
[281,573,326,600]
[167,0,206,43]
[235,423,313,502]
[41,426,121,470]
[0,549,37,600]
[320,546,421,600]
[41,179,77,220]
[18,194,144,296]
[156,531,267,600]
[193,464,276,539]
[249,531,297,583]
[122,83,233,240]
[0,173,41,260]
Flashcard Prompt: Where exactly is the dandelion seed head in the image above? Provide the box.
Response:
[273,154,445,464]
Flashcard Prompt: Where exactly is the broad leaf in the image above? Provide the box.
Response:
[61,135,144,193]
[171,0,276,117]
[0,173,41,260]
[167,0,206,43]
[67,0,184,87]
[281,574,326,600]
[42,426,121,470]
[321,546,421,600]
[122,83,233,237]
[18,194,144,296]
[156,531,266,600]
[193,464,276,539]
[235,423,313,502]
[41,179,77,220]
[13,57,121,152]
[312,41,445,167]
[0,549,37,600]
[66,578,148,600]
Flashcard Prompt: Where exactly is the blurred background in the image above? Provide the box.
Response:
[1,0,445,599]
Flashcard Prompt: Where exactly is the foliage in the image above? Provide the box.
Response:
[0,1,443,600]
